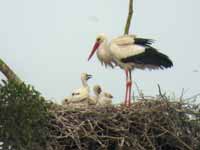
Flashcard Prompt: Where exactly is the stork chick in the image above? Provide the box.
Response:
[63,73,92,106]
[93,85,113,106]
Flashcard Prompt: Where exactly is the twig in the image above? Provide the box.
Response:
[157,84,162,97]
[185,93,200,101]
[159,126,193,150]
[179,88,185,101]
[157,84,167,100]
[135,81,144,99]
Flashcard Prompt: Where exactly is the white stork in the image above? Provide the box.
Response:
[88,34,173,107]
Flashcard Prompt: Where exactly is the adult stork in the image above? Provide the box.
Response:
[88,34,173,107]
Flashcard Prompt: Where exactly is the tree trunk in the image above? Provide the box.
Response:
[0,58,21,83]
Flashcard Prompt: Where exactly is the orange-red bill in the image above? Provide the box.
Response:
[88,42,100,61]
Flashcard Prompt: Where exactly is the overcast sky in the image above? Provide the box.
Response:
[0,0,200,103]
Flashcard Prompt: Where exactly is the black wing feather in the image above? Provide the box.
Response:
[134,38,154,46]
[121,46,173,69]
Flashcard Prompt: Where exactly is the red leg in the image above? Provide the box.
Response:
[128,71,132,107]
[125,83,129,106]
[124,69,129,106]
[128,81,132,107]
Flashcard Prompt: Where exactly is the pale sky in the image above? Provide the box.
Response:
[0,0,200,103]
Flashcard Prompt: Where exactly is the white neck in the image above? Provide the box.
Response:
[100,39,108,50]
[81,79,88,87]
[94,93,100,104]
[94,92,100,97]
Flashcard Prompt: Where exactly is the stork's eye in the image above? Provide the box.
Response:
[97,87,101,93]
[96,38,101,41]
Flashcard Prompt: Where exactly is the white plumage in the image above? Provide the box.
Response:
[110,43,145,60]
[111,34,145,60]
[90,34,148,70]
[112,35,134,44]
[93,85,113,106]
[63,73,92,105]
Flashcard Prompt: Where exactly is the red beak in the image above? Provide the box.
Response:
[88,41,100,61]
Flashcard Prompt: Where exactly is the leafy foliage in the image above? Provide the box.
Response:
[0,80,50,150]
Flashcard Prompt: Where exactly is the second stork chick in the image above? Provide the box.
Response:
[93,85,113,106]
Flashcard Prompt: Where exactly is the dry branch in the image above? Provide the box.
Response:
[124,0,133,34]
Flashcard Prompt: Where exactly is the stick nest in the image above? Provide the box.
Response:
[47,99,200,150]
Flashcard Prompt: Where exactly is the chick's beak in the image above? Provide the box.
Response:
[86,74,92,80]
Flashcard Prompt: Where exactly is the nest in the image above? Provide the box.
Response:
[47,99,200,150]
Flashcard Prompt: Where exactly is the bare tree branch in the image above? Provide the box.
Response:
[124,0,133,34]
[0,58,21,83]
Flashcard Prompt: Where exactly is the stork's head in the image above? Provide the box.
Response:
[88,33,108,61]
[93,84,102,96]
[81,73,92,81]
